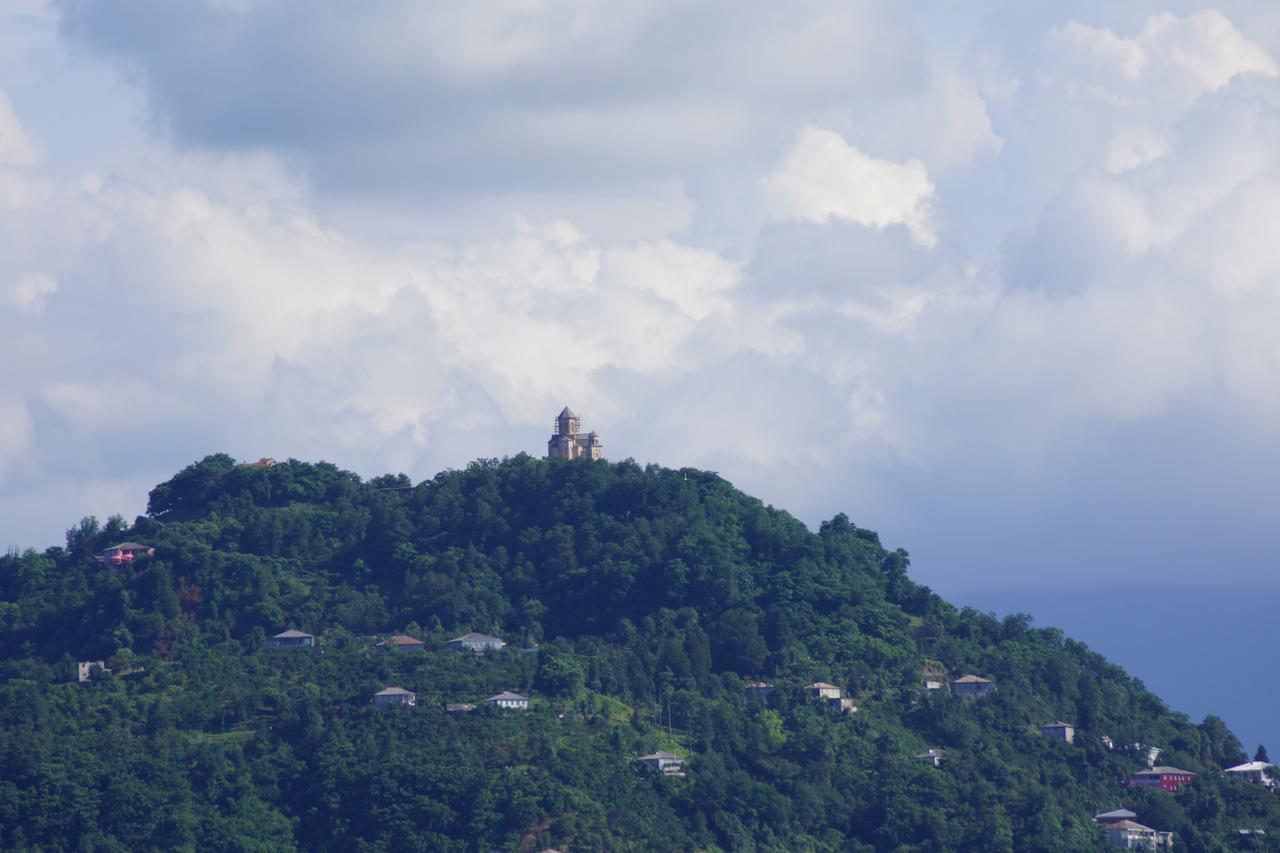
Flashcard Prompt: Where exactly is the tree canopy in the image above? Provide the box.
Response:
[1,454,1275,851]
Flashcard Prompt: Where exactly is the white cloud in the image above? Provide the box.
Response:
[0,395,33,479]
[1105,126,1171,173]
[761,126,938,248]
[6,272,55,312]
[1047,11,1278,110]
[0,90,39,166]
[4,0,1280,599]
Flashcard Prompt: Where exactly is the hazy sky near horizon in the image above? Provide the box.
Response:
[2,1,1279,594]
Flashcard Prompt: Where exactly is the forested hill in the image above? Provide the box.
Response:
[1,454,1276,851]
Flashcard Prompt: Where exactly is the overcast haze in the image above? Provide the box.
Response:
[1,1,1278,746]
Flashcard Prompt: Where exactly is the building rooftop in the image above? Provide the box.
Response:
[637,751,683,761]
[487,691,527,702]
[1135,766,1195,776]
[450,632,503,643]
[1095,809,1138,821]
[387,635,423,645]
[102,542,148,552]
[807,682,838,689]
[374,687,413,696]
[952,674,991,683]
[272,629,313,638]
[1042,721,1075,728]
[1108,820,1157,832]
[558,406,577,419]
[1226,761,1274,773]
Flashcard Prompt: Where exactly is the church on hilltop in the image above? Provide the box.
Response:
[547,406,603,460]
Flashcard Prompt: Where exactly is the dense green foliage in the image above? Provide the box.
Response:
[1,453,1277,851]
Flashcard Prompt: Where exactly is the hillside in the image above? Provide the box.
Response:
[0,453,1276,851]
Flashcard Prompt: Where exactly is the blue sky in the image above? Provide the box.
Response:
[1,1,1277,748]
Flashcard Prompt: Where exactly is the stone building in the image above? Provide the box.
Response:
[547,407,603,461]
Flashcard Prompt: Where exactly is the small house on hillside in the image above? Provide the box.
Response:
[376,634,425,654]
[635,751,686,777]
[1041,721,1076,744]
[805,682,841,700]
[951,675,995,699]
[266,629,315,649]
[372,687,416,708]
[448,632,506,653]
[1094,809,1137,824]
[97,542,155,565]
[1102,820,1173,848]
[915,749,945,768]
[745,680,775,701]
[1129,767,1195,793]
[828,697,857,714]
[1225,761,1275,788]
[446,703,476,714]
[484,691,529,710]
[77,661,110,683]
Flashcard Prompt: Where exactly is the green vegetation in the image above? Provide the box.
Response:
[1,453,1277,851]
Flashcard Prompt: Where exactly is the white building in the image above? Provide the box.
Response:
[915,749,945,768]
[77,661,110,683]
[1102,820,1173,848]
[484,691,530,710]
[635,751,686,776]
[1225,761,1275,788]
[805,682,841,700]
[447,632,506,653]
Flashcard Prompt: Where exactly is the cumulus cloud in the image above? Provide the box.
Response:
[52,0,918,196]
[4,1,1280,597]
[6,271,55,312]
[761,127,938,248]
[1046,11,1278,109]
[0,90,39,165]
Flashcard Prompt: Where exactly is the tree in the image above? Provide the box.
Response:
[1256,745,1270,763]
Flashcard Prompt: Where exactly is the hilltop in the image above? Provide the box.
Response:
[0,453,1276,851]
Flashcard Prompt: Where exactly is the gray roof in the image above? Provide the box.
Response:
[1042,721,1075,728]
[637,751,683,761]
[450,632,504,643]
[374,687,414,696]
[272,629,313,638]
[558,406,578,418]
[102,542,148,551]
[1096,809,1138,820]
[1137,766,1195,776]
[486,691,527,701]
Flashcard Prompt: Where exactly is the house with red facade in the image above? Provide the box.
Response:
[97,542,155,565]
[1128,766,1195,792]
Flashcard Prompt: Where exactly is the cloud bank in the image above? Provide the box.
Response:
[2,3,1280,594]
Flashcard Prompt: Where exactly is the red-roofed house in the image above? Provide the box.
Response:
[376,634,425,654]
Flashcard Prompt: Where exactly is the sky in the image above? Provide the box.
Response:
[0,1,1277,746]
